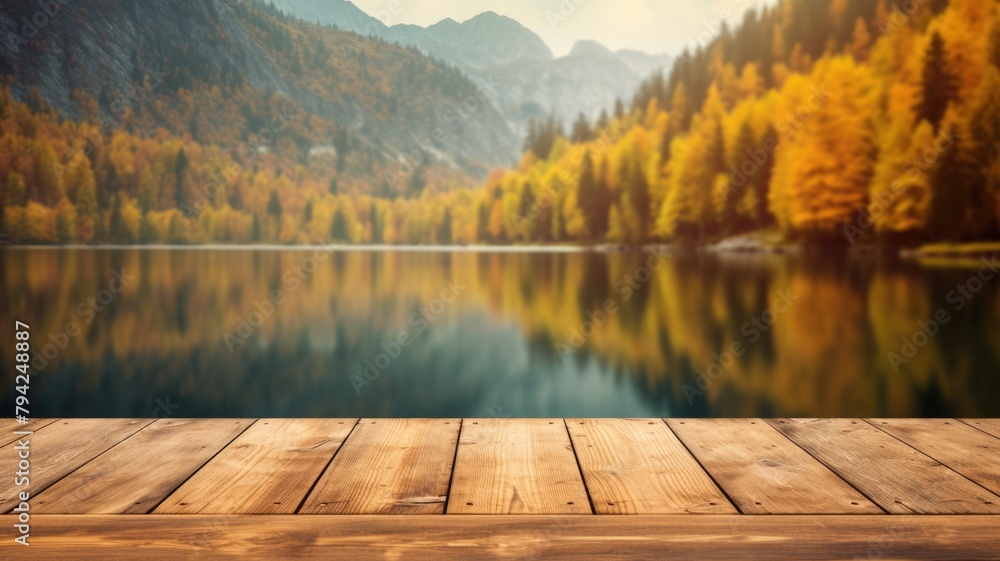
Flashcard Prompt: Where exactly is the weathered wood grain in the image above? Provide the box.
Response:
[769,418,1000,514]
[667,418,881,514]
[448,418,590,514]
[868,419,1000,497]
[0,419,151,512]
[567,418,735,514]
[961,419,1000,439]
[156,419,357,514]
[0,418,58,447]
[33,419,254,513]
[300,419,459,514]
[4,515,999,560]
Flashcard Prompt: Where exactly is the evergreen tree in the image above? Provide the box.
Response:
[5,171,26,206]
[109,193,125,241]
[669,82,691,135]
[228,187,243,210]
[267,190,282,218]
[409,167,426,195]
[330,207,348,241]
[370,202,381,243]
[174,147,189,208]
[438,207,452,244]
[753,124,778,227]
[629,161,652,240]
[140,212,155,244]
[596,110,610,131]
[724,121,758,232]
[570,112,592,143]
[967,67,1000,236]
[915,33,957,130]
[304,200,313,223]
[524,116,564,159]
[929,124,972,240]
[578,151,610,240]
[992,21,1000,67]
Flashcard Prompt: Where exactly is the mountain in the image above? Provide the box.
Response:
[270,1,553,68]
[0,0,521,181]
[268,1,670,136]
[267,0,383,35]
[482,41,673,131]
[392,12,554,69]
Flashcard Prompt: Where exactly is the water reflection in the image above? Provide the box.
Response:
[2,248,998,417]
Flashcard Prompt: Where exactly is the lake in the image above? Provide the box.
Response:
[2,247,998,418]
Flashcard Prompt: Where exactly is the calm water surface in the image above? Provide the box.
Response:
[2,248,998,417]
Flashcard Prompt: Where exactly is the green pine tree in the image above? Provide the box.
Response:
[915,33,957,130]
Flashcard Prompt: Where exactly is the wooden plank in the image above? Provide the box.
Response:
[5,515,1000,560]
[0,419,151,512]
[961,419,1000,439]
[667,418,880,514]
[33,419,254,514]
[155,419,357,514]
[447,418,590,514]
[300,419,459,514]
[868,419,1000,497]
[769,418,1000,514]
[0,418,58,446]
[566,418,735,514]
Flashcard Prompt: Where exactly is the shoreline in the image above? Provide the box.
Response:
[1,241,996,259]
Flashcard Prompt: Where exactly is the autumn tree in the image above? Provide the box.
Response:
[5,172,26,207]
[784,57,875,240]
[866,119,934,242]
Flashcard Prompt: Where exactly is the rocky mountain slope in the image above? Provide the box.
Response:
[480,41,674,133]
[0,0,521,181]
[270,0,554,68]
[269,1,672,131]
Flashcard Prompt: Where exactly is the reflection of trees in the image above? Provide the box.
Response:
[1,250,996,417]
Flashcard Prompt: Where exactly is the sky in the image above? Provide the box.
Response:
[351,0,779,57]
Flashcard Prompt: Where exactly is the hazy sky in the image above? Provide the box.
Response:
[351,0,778,57]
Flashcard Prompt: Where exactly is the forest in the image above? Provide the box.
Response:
[1,0,998,246]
